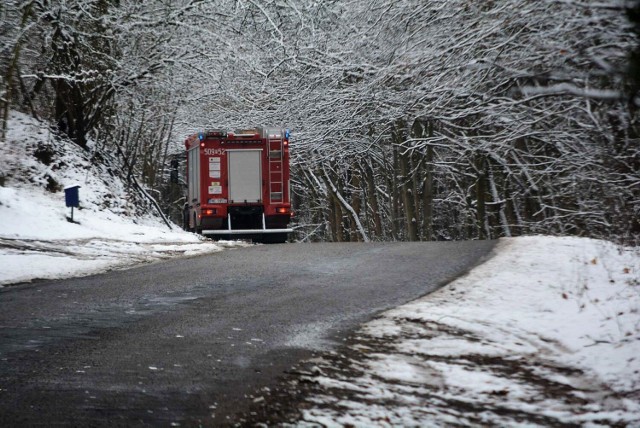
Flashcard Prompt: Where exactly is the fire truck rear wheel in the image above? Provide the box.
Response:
[193,213,201,234]
[183,204,191,232]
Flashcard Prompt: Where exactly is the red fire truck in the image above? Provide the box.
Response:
[184,127,293,243]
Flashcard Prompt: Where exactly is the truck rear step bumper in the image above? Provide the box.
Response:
[202,228,293,235]
[202,213,292,235]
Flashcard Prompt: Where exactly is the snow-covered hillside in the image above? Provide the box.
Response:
[0,111,242,286]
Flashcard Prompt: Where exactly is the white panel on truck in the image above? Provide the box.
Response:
[228,150,262,203]
[188,147,200,203]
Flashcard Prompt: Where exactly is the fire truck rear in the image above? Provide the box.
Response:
[184,127,293,243]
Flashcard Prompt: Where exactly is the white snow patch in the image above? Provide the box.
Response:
[296,236,640,426]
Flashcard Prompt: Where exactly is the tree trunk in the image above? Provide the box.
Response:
[349,168,362,242]
[422,144,434,240]
[362,160,383,238]
[328,190,340,242]
[488,163,511,237]
[399,150,418,241]
[390,140,400,240]
[396,124,418,241]
[475,155,489,240]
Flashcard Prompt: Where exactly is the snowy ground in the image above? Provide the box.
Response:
[0,111,245,286]
[246,236,640,427]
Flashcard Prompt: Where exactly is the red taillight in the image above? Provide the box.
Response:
[203,209,216,216]
[276,207,290,214]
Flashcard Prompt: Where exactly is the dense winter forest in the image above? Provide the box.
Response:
[1,0,639,244]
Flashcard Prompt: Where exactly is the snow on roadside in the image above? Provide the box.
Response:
[0,183,244,286]
[292,236,640,426]
[0,111,247,286]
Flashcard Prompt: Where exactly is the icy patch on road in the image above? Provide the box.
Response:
[285,320,343,350]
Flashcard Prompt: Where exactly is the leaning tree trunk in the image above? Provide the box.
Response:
[322,166,370,243]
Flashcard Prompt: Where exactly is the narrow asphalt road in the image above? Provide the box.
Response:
[0,241,495,426]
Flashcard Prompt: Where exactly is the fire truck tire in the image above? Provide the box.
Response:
[193,213,201,234]
[183,204,191,232]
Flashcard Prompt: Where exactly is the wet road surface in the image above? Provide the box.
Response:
[0,241,495,426]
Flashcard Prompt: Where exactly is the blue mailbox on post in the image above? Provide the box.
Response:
[64,185,80,207]
[64,185,80,222]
